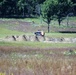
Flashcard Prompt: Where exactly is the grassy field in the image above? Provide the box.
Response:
[0,27,24,37]
[0,27,76,38]
[0,18,76,49]
[45,33,76,38]
[0,18,76,47]
[0,18,76,75]
[0,17,76,32]
[0,41,76,48]
[0,19,76,48]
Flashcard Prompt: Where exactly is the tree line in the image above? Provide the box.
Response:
[0,0,76,18]
[41,0,76,32]
[0,0,45,18]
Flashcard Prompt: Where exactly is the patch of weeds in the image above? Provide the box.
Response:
[10,52,21,59]
[63,49,76,55]
[34,54,44,58]
[49,51,54,55]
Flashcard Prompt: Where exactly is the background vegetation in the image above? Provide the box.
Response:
[0,0,76,18]
[0,0,76,32]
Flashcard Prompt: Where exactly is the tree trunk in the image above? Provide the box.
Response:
[66,15,69,27]
[48,23,50,33]
[58,19,61,26]
[23,6,25,17]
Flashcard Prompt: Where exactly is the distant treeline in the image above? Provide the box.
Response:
[0,0,76,18]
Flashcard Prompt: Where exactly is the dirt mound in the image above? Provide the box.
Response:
[2,35,76,43]
[5,35,16,41]
[35,36,45,42]
[16,35,27,41]
[44,37,76,43]
[29,36,36,41]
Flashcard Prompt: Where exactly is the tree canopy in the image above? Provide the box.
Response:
[41,0,58,32]
[41,0,74,32]
[56,0,73,25]
[0,0,75,18]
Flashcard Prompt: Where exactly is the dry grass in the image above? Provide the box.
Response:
[0,46,76,75]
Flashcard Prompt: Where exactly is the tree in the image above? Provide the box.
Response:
[41,0,58,33]
[71,0,76,15]
[0,0,46,17]
[37,0,46,4]
[0,0,3,16]
[0,0,18,17]
[56,0,73,26]
[17,0,27,17]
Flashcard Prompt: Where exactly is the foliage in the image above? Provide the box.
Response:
[0,0,76,18]
[63,49,76,55]
[41,0,58,32]
[56,0,73,25]
[0,0,46,18]
[71,0,76,15]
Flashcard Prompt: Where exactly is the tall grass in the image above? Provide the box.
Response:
[0,46,76,75]
[0,57,76,75]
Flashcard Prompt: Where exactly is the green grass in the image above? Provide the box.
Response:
[68,16,76,21]
[0,27,76,38]
[0,18,76,38]
[45,33,76,38]
[0,27,24,37]
[0,41,76,48]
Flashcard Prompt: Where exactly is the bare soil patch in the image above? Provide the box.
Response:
[0,46,76,55]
